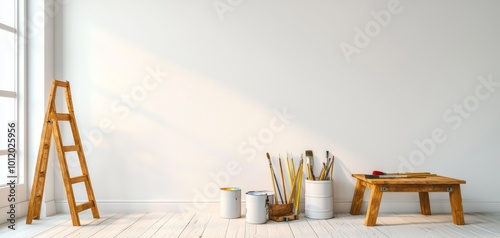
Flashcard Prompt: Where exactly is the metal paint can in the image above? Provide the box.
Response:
[245,191,270,224]
[259,190,274,205]
[220,187,241,219]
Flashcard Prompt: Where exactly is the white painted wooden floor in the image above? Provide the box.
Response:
[1,212,500,237]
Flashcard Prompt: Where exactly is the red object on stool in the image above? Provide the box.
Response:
[372,170,385,175]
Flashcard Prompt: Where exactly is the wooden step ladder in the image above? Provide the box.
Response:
[26,80,100,226]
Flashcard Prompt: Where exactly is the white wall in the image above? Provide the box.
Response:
[51,0,500,213]
[26,0,57,217]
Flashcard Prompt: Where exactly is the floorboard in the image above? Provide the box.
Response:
[376,213,436,238]
[201,213,230,238]
[178,212,211,238]
[306,218,342,237]
[34,213,96,238]
[1,212,499,237]
[465,213,500,237]
[150,212,194,238]
[137,213,175,238]
[244,221,269,238]
[88,213,145,237]
[66,213,126,238]
[225,216,246,237]
[266,219,293,238]
[3,214,70,238]
[116,212,167,237]
[289,216,317,237]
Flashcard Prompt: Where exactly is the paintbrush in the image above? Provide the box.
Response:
[330,155,335,180]
[266,152,279,204]
[365,174,437,179]
[305,150,315,180]
[319,162,327,180]
[271,156,284,204]
[323,158,331,179]
[293,158,303,214]
[325,151,330,180]
[326,150,329,167]
[372,170,433,176]
[288,155,295,202]
[307,163,311,180]
[279,155,287,203]
[287,159,303,204]
[286,153,293,187]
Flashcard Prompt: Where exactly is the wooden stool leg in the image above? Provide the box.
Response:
[449,185,465,225]
[350,180,366,215]
[419,192,431,215]
[365,186,383,226]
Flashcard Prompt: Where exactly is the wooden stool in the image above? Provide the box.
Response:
[350,174,466,226]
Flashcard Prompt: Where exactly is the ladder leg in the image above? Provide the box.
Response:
[26,122,53,224]
[66,83,100,219]
[79,152,100,219]
[52,116,81,226]
[27,81,59,224]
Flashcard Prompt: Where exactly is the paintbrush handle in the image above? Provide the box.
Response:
[325,158,334,180]
[293,160,304,214]
[266,153,279,204]
[273,172,284,204]
[279,158,287,203]
[286,156,293,186]
[287,161,303,204]
[306,164,310,180]
[330,156,334,181]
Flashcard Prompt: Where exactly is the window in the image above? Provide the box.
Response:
[1,0,25,190]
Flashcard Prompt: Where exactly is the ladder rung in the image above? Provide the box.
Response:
[76,201,95,213]
[70,175,88,184]
[56,113,71,121]
[54,80,69,87]
[63,145,79,152]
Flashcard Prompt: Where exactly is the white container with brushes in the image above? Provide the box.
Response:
[305,180,334,219]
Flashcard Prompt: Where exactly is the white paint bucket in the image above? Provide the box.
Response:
[261,190,274,206]
[260,190,274,220]
[305,180,334,219]
[220,187,241,219]
[245,191,270,224]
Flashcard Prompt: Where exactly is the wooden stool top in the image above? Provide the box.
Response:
[352,174,466,185]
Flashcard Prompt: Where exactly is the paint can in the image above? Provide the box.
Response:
[245,191,271,224]
[259,190,274,205]
[260,190,274,220]
[305,180,334,219]
[220,187,241,219]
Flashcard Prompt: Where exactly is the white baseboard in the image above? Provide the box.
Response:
[43,200,57,217]
[54,199,500,214]
[0,199,57,224]
[0,200,28,226]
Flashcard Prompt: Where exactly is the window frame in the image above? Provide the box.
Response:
[0,0,27,210]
